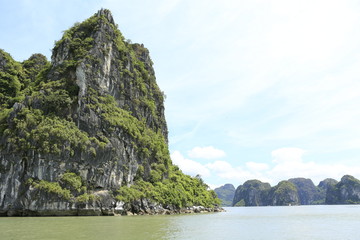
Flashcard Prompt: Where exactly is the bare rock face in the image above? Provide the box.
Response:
[288,178,324,205]
[0,9,174,216]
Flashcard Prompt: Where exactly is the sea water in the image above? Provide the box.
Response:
[1,205,360,240]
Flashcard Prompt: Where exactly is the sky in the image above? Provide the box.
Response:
[1,0,360,188]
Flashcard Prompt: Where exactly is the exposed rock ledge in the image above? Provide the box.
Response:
[0,190,223,216]
[1,200,223,217]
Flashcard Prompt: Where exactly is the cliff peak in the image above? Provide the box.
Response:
[96,8,115,25]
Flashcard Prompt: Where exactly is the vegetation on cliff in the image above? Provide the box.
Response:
[326,175,360,204]
[0,9,220,216]
[214,184,235,206]
[232,180,270,206]
[288,178,324,205]
[229,175,360,207]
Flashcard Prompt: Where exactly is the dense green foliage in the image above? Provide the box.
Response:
[87,89,170,167]
[53,17,96,61]
[28,172,93,202]
[0,49,26,108]
[22,54,50,87]
[116,168,220,208]
[3,106,101,155]
[30,179,72,200]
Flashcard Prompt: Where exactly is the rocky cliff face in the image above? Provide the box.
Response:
[288,178,323,205]
[233,180,300,206]
[0,9,220,216]
[232,180,270,206]
[326,175,360,204]
[232,180,299,206]
[318,178,338,190]
[317,178,338,203]
[231,176,360,207]
[214,184,235,206]
[267,180,300,206]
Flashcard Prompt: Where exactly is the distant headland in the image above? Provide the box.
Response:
[215,175,360,206]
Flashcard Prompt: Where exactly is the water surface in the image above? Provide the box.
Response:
[2,205,360,240]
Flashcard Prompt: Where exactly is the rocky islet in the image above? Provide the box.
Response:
[0,9,221,216]
[216,175,360,207]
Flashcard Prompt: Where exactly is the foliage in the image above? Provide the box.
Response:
[87,89,170,167]
[22,53,50,86]
[116,166,221,208]
[271,180,299,206]
[274,180,298,194]
[0,108,11,135]
[29,172,95,203]
[53,17,96,60]
[234,199,245,207]
[61,172,83,192]
[232,180,271,207]
[326,175,360,204]
[30,179,72,200]
[0,49,26,108]
[4,107,99,155]
[76,193,97,203]
[32,80,74,115]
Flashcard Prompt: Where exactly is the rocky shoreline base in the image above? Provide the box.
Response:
[1,206,224,217]
[1,197,224,216]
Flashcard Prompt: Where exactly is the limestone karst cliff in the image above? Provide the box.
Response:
[232,180,299,206]
[231,176,360,207]
[326,175,360,204]
[214,184,235,206]
[232,180,271,206]
[0,9,220,216]
[288,178,324,205]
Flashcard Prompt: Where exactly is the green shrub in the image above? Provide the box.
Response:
[61,172,83,192]
[234,199,246,207]
[31,180,72,200]
[116,166,221,208]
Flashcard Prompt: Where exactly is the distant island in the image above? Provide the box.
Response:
[0,9,221,216]
[215,175,360,206]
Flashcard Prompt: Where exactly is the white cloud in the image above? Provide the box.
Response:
[205,160,272,186]
[187,146,226,159]
[161,0,360,160]
[271,147,306,164]
[170,151,210,177]
[266,147,360,185]
[246,162,269,172]
[173,148,360,187]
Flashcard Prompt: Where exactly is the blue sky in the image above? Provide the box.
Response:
[2,0,360,188]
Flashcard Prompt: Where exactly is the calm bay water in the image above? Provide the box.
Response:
[1,205,360,240]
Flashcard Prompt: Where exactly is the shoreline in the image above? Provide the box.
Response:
[0,205,225,217]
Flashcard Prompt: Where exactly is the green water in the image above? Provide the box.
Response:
[2,205,360,240]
